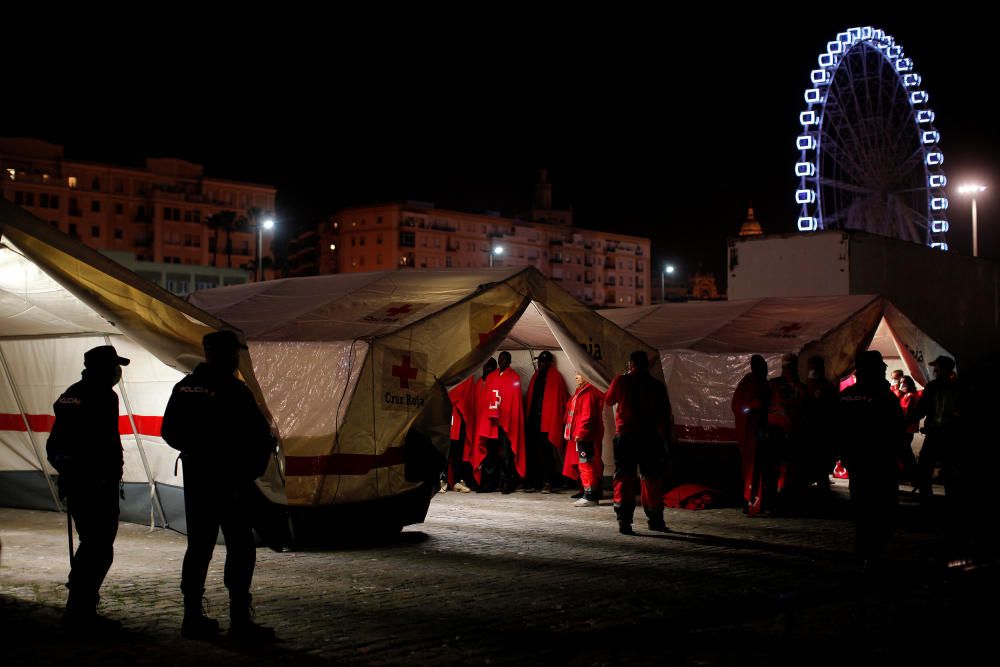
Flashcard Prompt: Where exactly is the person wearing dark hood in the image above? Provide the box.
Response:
[161,330,276,642]
[523,350,569,493]
[46,345,130,632]
[837,350,904,570]
[731,355,772,515]
[605,351,674,535]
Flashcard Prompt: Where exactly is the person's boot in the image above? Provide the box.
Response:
[647,510,670,532]
[647,517,670,533]
[63,589,121,634]
[614,505,635,535]
[182,595,220,640]
[229,595,275,643]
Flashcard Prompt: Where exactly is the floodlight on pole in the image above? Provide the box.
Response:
[257,217,276,282]
[957,184,987,257]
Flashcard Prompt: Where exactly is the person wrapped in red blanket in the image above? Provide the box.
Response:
[475,351,525,494]
[523,350,569,493]
[445,358,496,492]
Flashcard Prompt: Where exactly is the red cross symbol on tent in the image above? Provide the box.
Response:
[391,355,419,389]
[478,314,505,346]
[386,304,413,317]
[779,323,803,335]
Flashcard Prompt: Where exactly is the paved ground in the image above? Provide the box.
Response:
[1,483,995,666]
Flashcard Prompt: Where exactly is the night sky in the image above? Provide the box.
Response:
[4,11,997,285]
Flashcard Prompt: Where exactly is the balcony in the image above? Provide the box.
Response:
[549,238,563,246]
[604,259,615,269]
[550,256,563,264]
[635,248,645,256]
[604,278,616,287]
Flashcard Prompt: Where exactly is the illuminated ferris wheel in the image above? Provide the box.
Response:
[795,26,948,250]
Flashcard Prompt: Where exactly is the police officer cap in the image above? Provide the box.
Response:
[202,330,248,352]
[534,350,554,363]
[855,350,886,372]
[929,355,955,372]
[84,345,130,367]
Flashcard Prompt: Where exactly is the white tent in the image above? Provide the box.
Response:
[0,199,250,529]
[600,295,952,444]
[187,268,657,531]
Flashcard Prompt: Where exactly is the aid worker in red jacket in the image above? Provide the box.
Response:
[605,350,674,535]
[563,371,605,507]
[476,350,526,494]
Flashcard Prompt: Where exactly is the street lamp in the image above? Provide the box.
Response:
[257,217,275,282]
[957,184,987,257]
[661,264,675,303]
[490,244,504,268]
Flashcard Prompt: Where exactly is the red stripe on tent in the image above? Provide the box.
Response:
[27,415,54,432]
[117,415,163,437]
[0,414,55,432]
[0,414,25,431]
[675,425,737,443]
[285,446,407,477]
[1,413,161,436]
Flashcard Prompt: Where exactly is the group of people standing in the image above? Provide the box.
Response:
[443,350,604,505]
[46,332,276,640]
[732,349,966,567]
[444,350,675,534]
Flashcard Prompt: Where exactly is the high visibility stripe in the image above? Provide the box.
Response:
[284,446,406,477]
[0,413,162,437]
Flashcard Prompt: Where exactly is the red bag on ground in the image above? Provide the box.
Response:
[664,483,723,510]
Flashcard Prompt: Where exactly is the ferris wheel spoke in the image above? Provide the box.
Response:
[885,198,930,243]
[822,118,877,184]
[819,177,877,195]
[826,82,876,174]
[888,147,926,187]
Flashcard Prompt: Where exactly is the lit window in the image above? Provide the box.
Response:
[6,168,14,180]
[68,176,77,189]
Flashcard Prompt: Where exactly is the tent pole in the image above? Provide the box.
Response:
[107,337,168,529]
[0,344,63,511]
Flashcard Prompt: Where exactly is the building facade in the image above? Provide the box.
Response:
[0,138,277,285]
[293,202,652,308]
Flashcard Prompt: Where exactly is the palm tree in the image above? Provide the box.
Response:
[206,211,236,267]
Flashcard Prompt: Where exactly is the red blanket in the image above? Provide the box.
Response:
[525,365,569,452]
[474,368,526,479]
[664,483,724,510]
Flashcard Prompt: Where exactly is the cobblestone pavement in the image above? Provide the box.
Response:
[1,484,995,666]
